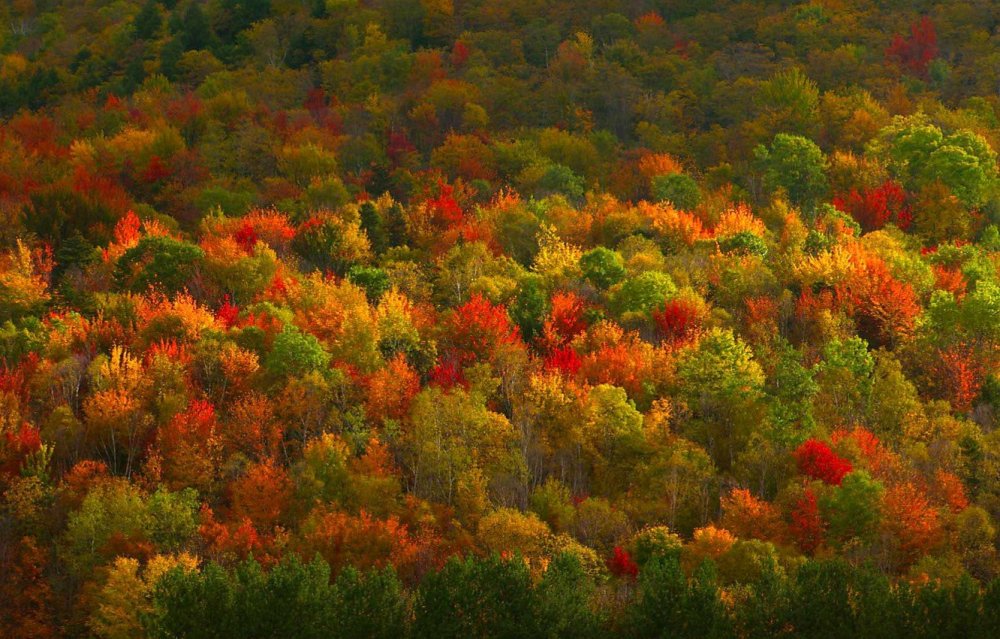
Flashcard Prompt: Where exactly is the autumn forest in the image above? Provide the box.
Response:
[2,0,1000,637]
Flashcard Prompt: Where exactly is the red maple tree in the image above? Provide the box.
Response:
[790,488,824,554]
[886,17,938,77]
[794,439,852,485]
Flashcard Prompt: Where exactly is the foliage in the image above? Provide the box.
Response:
[3,0,1000,633]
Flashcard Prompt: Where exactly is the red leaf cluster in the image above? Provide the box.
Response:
[427,181,465,227]
[833,181,911,232]
[543,345,582,377]
[429,357,467,391]
[789,488,824,554]
[451,40,470,68]
[216,296,240,328]
[447,294,521,364]
[794,439,852,485]
[234,221,259,253]
[607,545,639,579]
[142,156,171,184]
[886,17,938,77]
[652,298,701,345]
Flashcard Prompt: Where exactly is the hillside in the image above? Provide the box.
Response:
[1,1,1000,637]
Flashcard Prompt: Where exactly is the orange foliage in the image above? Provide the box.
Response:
[59,460,110,510]
[144,338,192,368]
[8,113,62,158]
[135,293,219,343]
[156,399,220,492]
[721,488,786,543]
[0,537,56,639]
[295,507,421,577]
[836,255,919,347]
[640,201,704,246]
[445,293,522,364]
[638,152,683,178]
[72,164,130,215]
[1,423,42,478]
[929,469,968,513]
[203,209,297,253]
[653,297,703,347]
[831,427,900,479]
[882,482,942,564]
[223,393,285,460]
[230,460,293,529]
[241,209,297,251]
[365,355,421,423]
[635,12,666,29]
[744,295,779,342]
[113,210,142,247]
[537,291,588,351]
[199,505,265,561]
[686,525,736,567]
[932,343,984,413]
[932,264,966,298]
[796,287,837,323]
[579,340,656,399]
[352,438,399,478]
[712,203,766,239]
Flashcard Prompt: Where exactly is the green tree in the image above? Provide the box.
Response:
[180,2,214,51]
[612,271,677,315]
[148,562,238,639]
[533,553,603,639]
[583,384,646,495]
[510,274,549,341]
[651,173,702,210]
[133,0,162,40]
[627,554,732,639]
[813,337,875,428]
[821,471,884,544]
[265,326,331,380]
[413,554,537,639]
[405,387,521,504]
[329,566,408,639]
[676,328,766,468]
[760,68,820,137]
[732,556,793,639]
[22,188,116,249]
[115,236,204,294]
[579,247,626,290]
[347,266,391,303]
[536,164,585,201]
[359,201,389,256]
[754,133,828,211]
[870,118,998,208]
[62,482,197,576]
[790,560,855,639]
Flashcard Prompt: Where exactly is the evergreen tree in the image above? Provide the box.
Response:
[133,0,162,40]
